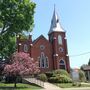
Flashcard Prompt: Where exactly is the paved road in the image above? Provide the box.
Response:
[63,87,90,90]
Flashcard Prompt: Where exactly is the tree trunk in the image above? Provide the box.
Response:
[14,76,17,88]
[14,82,17,88]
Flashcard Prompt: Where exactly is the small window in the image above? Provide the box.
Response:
[38,57,41,68]
[24,44,28,52]
[58,35,62,45]
[59,47,64,52]
[41,58,45,68]
[60,60,64,64]
[59,60,66,69]
[45,57,49,68]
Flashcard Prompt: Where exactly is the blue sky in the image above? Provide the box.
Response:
[32,0,90,68]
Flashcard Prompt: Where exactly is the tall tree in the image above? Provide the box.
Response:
[0,0,36,35]
[0,35,16,60]
[0,0,36,59]
[4,52,39,87]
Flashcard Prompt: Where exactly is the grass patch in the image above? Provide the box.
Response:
[0,83,42,90]
[55,83,90,88]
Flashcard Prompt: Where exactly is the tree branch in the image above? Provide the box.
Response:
[0,24,9,35]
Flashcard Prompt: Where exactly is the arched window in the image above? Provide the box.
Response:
[38,52,49,68]
[59,59,66,69]
[58,35,62,45]
[24,44,28,52]
[41,53,45,68]
[45,57,49,68]
[38,57,41,68]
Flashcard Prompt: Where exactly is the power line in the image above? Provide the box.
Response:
[69,52,90,57]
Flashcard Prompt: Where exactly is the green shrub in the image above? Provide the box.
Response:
[45,71,53,78]
[49,74,72,83]
[60,75,72,83]
[37,73,47,82]
[54,69,70,77]
[78,83,81,87]
[0,76,3,81]
[48,76,59,83]
[72,82,77,86]
[79,70,86,82]
[48,69,72,83]
[72,82,81,87]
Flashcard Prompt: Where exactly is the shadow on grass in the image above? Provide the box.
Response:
[0,87,29,90]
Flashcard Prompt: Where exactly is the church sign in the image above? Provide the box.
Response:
[71,69,79,81]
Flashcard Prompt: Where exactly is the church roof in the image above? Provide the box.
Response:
[33,35,49,45]
[48,6,65,34]
[82,65,90,70]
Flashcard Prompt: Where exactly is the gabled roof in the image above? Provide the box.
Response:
[48,6,64,34]
[33,35,49,45]
[82,65,90,70]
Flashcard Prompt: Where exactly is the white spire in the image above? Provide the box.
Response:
[48,5,64,34]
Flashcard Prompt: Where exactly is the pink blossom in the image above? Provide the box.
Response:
[4,52,40,76]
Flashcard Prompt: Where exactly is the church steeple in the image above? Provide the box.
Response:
[48,6,64,34]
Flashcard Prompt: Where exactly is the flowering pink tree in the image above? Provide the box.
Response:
[4,52,40,87]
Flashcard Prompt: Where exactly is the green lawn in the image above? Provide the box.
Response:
[55,83,90,88]
[0,83,42,90]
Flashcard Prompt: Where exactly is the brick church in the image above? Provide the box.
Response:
[17,8,70,73]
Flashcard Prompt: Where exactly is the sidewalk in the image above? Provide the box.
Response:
[42,82,90,90]
[43,82,62,90]
[63,87,90,90]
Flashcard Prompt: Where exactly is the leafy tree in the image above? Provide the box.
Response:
[0,0,36,35]
[4,52,39,87]
[0,35,16,60]
[0,0,36,59]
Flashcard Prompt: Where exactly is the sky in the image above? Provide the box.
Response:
[32,0,90,68]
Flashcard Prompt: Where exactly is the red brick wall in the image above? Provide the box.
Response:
[49,32,70,72]
[17,33,70,73]
[31,36,53,73]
